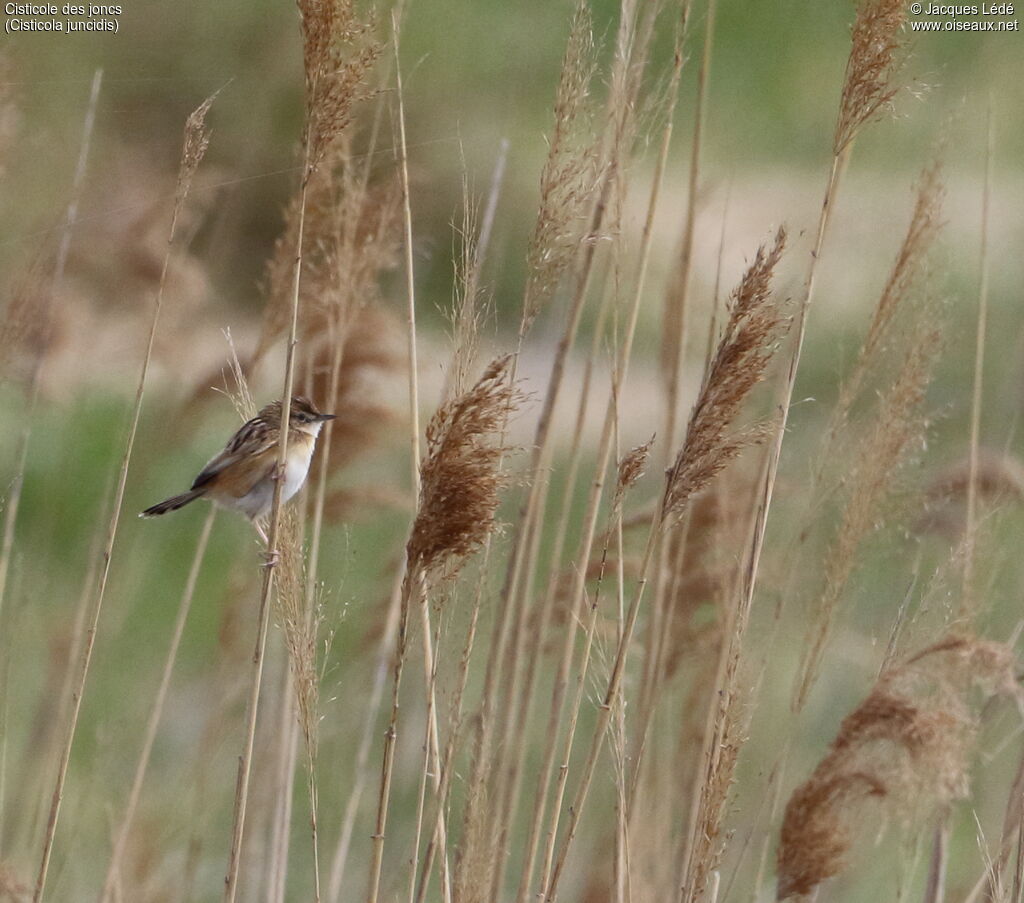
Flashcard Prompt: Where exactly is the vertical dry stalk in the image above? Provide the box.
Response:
[456,3,605,891]
[326,136,486,903]
[536,437,652,901]
[98,508,216,902]
[735,0,910,735]
[368,357,519,903]
[777,636,1018,900]
[224,4,378,899]
[541,230,789,902]
[33,91,212,903]
[659,0,704,455]
[273,505,324,899]
[485,12,684,900]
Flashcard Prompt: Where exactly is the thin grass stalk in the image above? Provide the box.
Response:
[0,68,102,632]
[543,507,662,902]
[923,816,951,903]
[325,562,404,903]
[639,0,703,772]
[611,423,632,903]
[675,540,747,903]
[531,106,680,901]
[502,255,616,903]
[536,429,646,903]
[1014,821,1024,903]
[366,567,421,903]
[223,128,310,903]
[99,508,216,902]
[517,46,682,901]
[407,608,441,903]
[963,105,993,612]
[489,185,606,903]
[412,152,505,903]
[34,90,210,903]
[734,145,842,689]
[487,5,651,868]
[544,222,789,900]
[741,0,908,720]
[267,663,300,903]
[315,100,393,903]
[415,582,484,903]
[460,7,602,872]
[660,0,705,457]
[368,18,451,902]
[628,512,692,812]
[327,130,504,903]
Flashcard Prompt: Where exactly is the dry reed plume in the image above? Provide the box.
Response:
[520,0,601,334]
[834,0,910,155]
[778,635,1019,900]
[407,355,520,575]
[663,227,789,522]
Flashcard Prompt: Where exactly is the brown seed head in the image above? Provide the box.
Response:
[834,0,909,154]
[663,228,788,523]
[407,355,520,575]
[777,634,1019,900]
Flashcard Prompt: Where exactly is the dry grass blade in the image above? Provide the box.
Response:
[778,635,1019,900]
[834,0,909,154]
[663,228,789,522]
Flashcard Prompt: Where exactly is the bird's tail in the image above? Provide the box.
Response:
[140,490,204,518]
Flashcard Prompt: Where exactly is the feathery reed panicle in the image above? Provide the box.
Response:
[176,93,217,208]
[257,138,402,364]
[663,228,789,522]
[861,157,942,365]
[407,355,520,576]
[778,635,1019,900]
[833,0,909,155]
[616,437,654,502]
[274,506,321,758]
[520,0,601,334]
[794,316,942,710]
[297,0,381,171]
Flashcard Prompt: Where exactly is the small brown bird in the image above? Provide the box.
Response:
[141,396,335,537]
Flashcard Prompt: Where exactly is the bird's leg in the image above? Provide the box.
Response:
[253,518,280,568]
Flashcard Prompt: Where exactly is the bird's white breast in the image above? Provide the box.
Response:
[282,435,317,504]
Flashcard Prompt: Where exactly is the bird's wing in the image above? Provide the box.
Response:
[190,416,276,491]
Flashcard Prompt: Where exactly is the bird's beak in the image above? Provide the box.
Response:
[318,413,337,422]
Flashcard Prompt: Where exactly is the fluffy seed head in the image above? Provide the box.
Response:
[834,0,909,154]
[777,635,1019,900]
[663,228,789,523]
[407,355,520,575]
